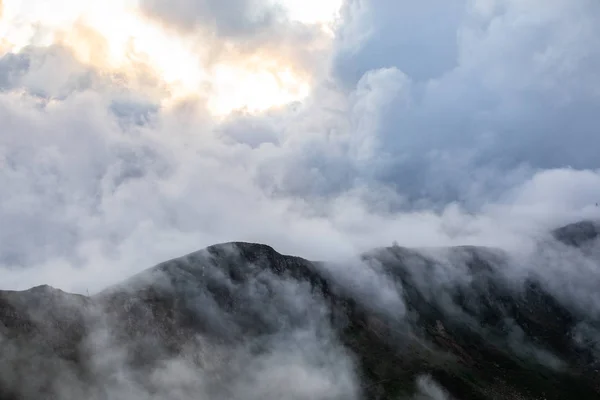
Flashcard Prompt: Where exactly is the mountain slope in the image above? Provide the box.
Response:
[0,222,599,399]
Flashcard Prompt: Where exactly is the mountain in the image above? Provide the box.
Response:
[0,221,599,399]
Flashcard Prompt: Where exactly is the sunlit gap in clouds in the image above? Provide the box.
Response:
[0,0,341,115]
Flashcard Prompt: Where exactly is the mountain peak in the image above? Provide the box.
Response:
[553,220,600,247]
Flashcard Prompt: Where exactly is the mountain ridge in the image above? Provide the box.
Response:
[1,221,599,400]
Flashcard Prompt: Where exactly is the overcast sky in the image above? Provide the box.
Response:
[1,0,599,292]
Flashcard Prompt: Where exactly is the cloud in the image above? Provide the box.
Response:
[0,43,168,101]
[139,0,283,38]
[319,0,599,205]
[334,0,466,83]
[411,375,454,400]
[138,0,333,82]
[0,0,598,298]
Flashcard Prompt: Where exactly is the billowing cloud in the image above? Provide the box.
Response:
[320,0,600,204]
[0,0,598,298]
[139,0,283,37]
[138,0,335,87]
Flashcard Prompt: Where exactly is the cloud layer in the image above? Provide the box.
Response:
[1,0,600,293]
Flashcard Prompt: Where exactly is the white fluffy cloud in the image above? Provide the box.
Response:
[0,0,599,293]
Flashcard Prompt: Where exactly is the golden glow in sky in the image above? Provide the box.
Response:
[0,0,341,115]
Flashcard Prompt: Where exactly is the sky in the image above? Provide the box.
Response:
[1,0,600,293]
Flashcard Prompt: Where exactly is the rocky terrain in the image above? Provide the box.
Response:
[0,221,599,399]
